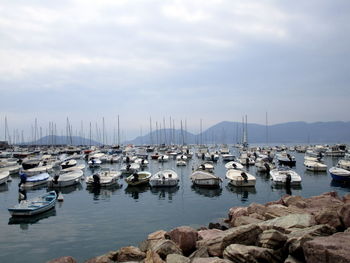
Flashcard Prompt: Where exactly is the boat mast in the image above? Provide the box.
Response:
[149,117,153,146]
[266,112,268,146]
[117,115,120,146]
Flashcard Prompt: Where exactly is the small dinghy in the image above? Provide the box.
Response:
[190,170,222,188]
[60,159,77,169]
[88,158,102,168]
[226,169,256,187]
[61,164,86,173]
[150,169,179,187]
[22,173,50,188]
[270,168,301,186]
[304,160,327,172]
[125,171,152,186]
[8,191,57,217]
[121,163,140,175]
[48,170,84,188]
[86,168,121,187]
[225,161,244,170]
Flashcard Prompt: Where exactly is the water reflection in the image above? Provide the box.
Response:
[191,185,222,198]
[8,208,56,230]
[87,184,122,200]
[150,186,179,200]
[304,170,328,177]
[125,185,150,200]
[49,183,83,194]
[330,179,350,189]
[271,184,303,196]
[226,185,256,202]
[0,183,9,192]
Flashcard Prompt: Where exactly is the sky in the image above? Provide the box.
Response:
[0,0,349,142]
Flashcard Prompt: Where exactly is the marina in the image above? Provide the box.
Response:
[0,143,349,262]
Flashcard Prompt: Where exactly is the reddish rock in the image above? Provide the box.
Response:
[84,255,113,263]
[303,232,350,263]
[149,239,182,260]
[282,195,306,209]
[258,229,287,249]
[264,204,305,220]
[116,246,146,262]
[228,207,248,224]
[247,203,266,217]
[47,256,77,263]
[303,192,344,214]
[166,226,198,255]
[233,216,263,227]
[342,193,350,203]
[314,208,342,230]
[191,258,232,263]
[198,229,223,241]
[338,203,350,228]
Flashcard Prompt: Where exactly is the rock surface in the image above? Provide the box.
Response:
[116,246,146,262]
[223,244,282,263]
[166,226,198,256]
[166,254,190,263]
[47,256,77,263]
[149,239,182,260]
[303,231,350,263]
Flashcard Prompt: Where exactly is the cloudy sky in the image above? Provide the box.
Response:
[0,0,349,142]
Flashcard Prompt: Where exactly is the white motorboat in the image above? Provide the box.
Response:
[176,154,188,161]
[276,153,296,166]
[0,165,21,175]
[22,173,50,188]
[88,158,102,168]
[61,164,86,173]
[225,161,244,170]
[304,160,327,172]
[86,168,121,187]
[0,171,10,185]
[125,171,152,186]
[329,167,350,182]
[196,162,215,173]
[21,165,53,176]
[255,160,275,173]
[190,170,222,187]
[48,170,84,187]
[225,169,256,187]
[270,168,302,186]
[60,159,77,169]
[222,154,235,162]
[158,155,169,162]
[134,158,149,167]
[121,163,140,175]
[337,159,350,171]
[150,169,179,187]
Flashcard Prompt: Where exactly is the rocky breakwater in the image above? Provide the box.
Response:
[48,191,350,263]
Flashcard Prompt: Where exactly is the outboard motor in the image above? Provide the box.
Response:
[241,172,248,183]
[286,173,292,187]
[264,162,270,173]
[201,153,205,160]
[53,174,60,184]
[93,174,100,185]
[126,156,130,163]
[246,158,249,166]
[211,154,214,161]
[232,163,237,169]
[287,154,292,161]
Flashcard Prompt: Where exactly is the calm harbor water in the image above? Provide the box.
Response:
[0,146,349,263]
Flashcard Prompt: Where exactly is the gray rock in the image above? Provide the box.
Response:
[188,246,209,259]
[191,257,232,263]
[258,229,288,249]
[166,254,190,263]
[259,213,315,231]
[233,216,263,227]
[116,246,146,262]
[264,204,306,220]
[144,250,165,263]
[223,244,282,263]
[338,203,350,229]
[303,231,350,263]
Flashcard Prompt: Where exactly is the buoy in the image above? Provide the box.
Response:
[57,193,64,202]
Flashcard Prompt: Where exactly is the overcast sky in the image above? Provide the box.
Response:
[0,0,349,142]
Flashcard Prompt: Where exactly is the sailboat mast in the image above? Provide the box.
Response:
[117,115,120,146]
[149,117,153,145]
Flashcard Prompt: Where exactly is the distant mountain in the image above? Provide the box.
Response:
[23,135,101,146]
[126,121,350,145]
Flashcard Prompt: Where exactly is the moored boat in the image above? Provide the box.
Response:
[0,171,10,185]
[270,168,301,185]
[125,171,152,186]
[190,170,222,188]
[225,169,256,187]
[48,170,84,188]
[149,169,179,187]
[304,160,327,172]
[8,191,57,217]
[86,168,121,187]
[21,173,50,188]
[329,167,350,182]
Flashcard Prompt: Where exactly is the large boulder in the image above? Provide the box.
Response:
[228,207,248,225]
[281,195,306,209]
[303,192,343,214]
[259,213,315,232]
[47,256,77,263]
[149,239,182,260]
[197,224,262,257]
[166,226,198,256]
[247,203,267,217]
[223,244,283,263]
[342,193,350,203]
[283,255,304,263]
[191,258,232,263]
[303,232,350,263]
[148,230,167,240]
[285,224,336,260]
[258,229,288,249]
[314,208,343,230]
[144,250,165,263]
[116,246,146,262]
[188,246,209,259]
[338,203,350,228]
[84,251,118,263]
[264,204,306,219]
[166,254,190,263]
[198,229,223,241]
[233,216,263,227]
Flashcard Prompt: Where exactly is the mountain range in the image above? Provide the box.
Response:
[23,121,350,146]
